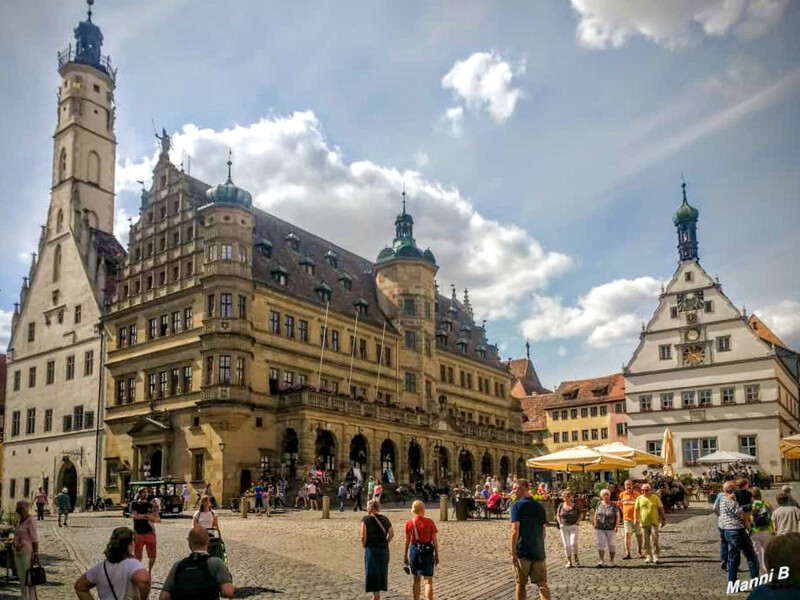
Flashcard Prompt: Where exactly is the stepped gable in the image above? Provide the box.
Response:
[251,209,396,332]
[546,373,625,408]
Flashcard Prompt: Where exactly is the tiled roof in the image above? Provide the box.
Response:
[505,357,550,395]
[520,394,551,432]
[434,294,505,369]
[748,314,787,349]
[546,373,625,409]
[90,228,126,309]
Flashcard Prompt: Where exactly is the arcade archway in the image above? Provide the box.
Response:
[315,429,337,474]
[459,450,474,487]
[380,439,396,483]
[57,460,78,511]
[407,441,424,484]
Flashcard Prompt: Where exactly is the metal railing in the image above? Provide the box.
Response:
[58,45,117,83]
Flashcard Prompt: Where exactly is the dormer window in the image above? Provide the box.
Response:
[300,256,315,276]
[456,337,468,353]
[436,330,448,348]
[315,282,332,304]
[460,325,471,339]
[563,390,578,400]
[285,232,300,252]
[271,265,289,286]
[442,317,453,333]
[448,305,459,319]
[476,345,486,359]
[324,249,338,268]
[592,386,608,398]
[256,239,272,258]
[339,273,352,291]
[354,297,369,318]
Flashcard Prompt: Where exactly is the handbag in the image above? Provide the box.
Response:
[25,564,47,587]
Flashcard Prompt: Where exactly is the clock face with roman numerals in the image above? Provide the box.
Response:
[677,290,704,312]
[683,345,705,366]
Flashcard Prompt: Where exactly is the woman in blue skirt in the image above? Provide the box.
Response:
[361,499,394,599]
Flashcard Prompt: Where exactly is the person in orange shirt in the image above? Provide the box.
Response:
[618,479,643,559]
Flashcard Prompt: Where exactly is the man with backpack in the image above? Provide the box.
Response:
[160,526,233,600]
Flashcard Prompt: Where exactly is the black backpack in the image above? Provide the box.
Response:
[171,553,218,600]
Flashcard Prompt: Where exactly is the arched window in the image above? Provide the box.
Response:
[56,209,64,233]
[87,151,100,185]
[53,244,62,282]
[59,149,67,181]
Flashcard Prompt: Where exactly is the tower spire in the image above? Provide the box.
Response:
[526,339,531,360]
[87,0,94,22]
[401,181,407,215]
[673,178,700,262]
[226,148,233,183]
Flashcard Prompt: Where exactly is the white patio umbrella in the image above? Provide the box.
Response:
[594,442,666,466]
[527,445,636,472]
[696,450,758,465]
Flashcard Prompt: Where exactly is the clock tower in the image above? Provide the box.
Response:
[673,182,699,262]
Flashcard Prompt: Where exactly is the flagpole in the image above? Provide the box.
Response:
[316,301,330,389]
[347,309,360,395]
[374,321,387,399]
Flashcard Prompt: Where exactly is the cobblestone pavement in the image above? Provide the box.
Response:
[0,500,737,600]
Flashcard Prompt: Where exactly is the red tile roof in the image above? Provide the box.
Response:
[505,357,550,395]
[520,394,552,432]
[748,314,787,349]
[545,373,625,409]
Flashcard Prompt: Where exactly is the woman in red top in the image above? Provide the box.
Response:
[404,500,439,600]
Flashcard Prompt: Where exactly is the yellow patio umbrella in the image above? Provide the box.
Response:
[594,442,666,466]
[779,433,800,459]
[661,428,676,477]
[527,445,636,472]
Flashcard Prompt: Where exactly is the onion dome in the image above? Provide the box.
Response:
[206,150,252,209]
[423,248,437,265]
[673,182,699,225]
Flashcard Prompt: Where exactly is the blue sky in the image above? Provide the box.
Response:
[2,0,799,389]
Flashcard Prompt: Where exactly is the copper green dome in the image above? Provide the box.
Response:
[673,183,699,225]
[206,152,252,209]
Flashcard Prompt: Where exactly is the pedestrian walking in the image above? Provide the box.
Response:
[13,500,40,600]
[159,526,234,600]
[750,487,773,575]
[373,481,383,503]
[339,482,348,512]
[593,489,619,568]
[294,483,308,509]
[192,495,219,531]
[254,482,264,514]
[712,490,729,570]
[131,487,160,576]
[718,480,759,586]
[55,488,71,527]
[276,478,287,508]
[308,481,319,510]
[353,481,364,512]
[618,479,643,559]
[780,484,798,508]
[361,500,394,600]
[633,483,666,564]
[556,490,581,567]
[746,532,800,599]
[33,488,47,521]
[510,479,551,600]
[181,485,191,512]
[367,476,376,501]
[74,527,150,600]
[771,492,800,535]
[404,500,438,600]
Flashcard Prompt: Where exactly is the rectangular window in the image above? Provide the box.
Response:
[600,405,608,416]
[183,366,193,392]
[205,357,214,385]
[128,377,136,403]
[117,378,126,404]
[171,368,180,395]
[704,300,714,312]
[149,318,158,339]
[297,373,307,386]
[680,390,695,407]
[129,323,138,345]
[721,386,735,404]
[73,406,84,430]
[553,432,560,443]
[647,440,662,456]
[26,408,35,434]
[270,311,281,335]
[405,372,417,393]
[615,402,625,414]
[385,346,392,367]
[591,429,599,440]
[23,478,30,498]
[27,366,36,388]
[28,322,35,342]
[698,389,712,407]
[13,370,20,391]
[660,393,674,410]
[571,430,578,442]
[160,314,169,336]
[44,409,53,432]
[118,326,128,349]
[560,409,568,420]
[447,367,454,384]
[405,330,417,350]
[11,411,21,437]
[570,408,577,419]
[331,330,340,352]
[601,427,608,439]
[466,373,473,389]
[46,360,55,385]
[404,298,416,316]
[220,294,232,318]
[616,422,628,436]
[219,356,232,384]
[745,384,760,403]
[359,339,368,360]
[739,436,757,457]
[184,307,193,330]
[238,295,247,319]
[670,307,678,319]
[9,479,16,498]
[551,411,559,421]
[192,453,205,481]
[75,304,82,324]
[284,315,295,338]
[236,357,245,386]
[639,394,652,411]
[207,294,215,318]
[717,336,731,352]
[148,373,157,398]
[282,371,294,387]
[221,243,233,260]
[659,344,672,360]
[84,350,94,376]
[172,311,181,334]
[683,437,717,466]
[299,320,309,342]
[580,407,588,418]
[581,429,589,441]
[160,371,168,396]
[590,406,598,417]
[85,410,94,429]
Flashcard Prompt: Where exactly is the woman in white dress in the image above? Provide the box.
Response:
[192,495,219,531]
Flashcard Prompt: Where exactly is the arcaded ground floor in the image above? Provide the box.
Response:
[1,493,754,600]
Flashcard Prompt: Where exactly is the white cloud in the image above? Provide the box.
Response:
[570,0,789,50]
[520,277,662,348]
[413,150,430,168]
[441,51,525,126]
[0,309,12,351]
[441,106,465,137]
[754,300,800,346]
[114,206,134,247]
[557,345,569,357]
[117,112,572,320]
[18,252,31,264]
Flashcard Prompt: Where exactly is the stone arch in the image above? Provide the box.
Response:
[407,440,424,484]
[87,150,100,185]
[146,449,163,478]
[500,456,511,481]
[380,439,396,483]
[349,433,369,477]
[53,243,62,282]
[435,445,450,485]
[59,148,67,182]
[516,457,527,478]
[459,449,475,487]
[282,428,299,478]
[57,459,78,511]
[315,428,337,475]
[481,451,493,478]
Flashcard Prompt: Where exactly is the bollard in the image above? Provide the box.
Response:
[240,496,248,519]
[322,495,330,519]
[440,494,448,522]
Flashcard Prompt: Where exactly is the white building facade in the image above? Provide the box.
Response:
[625,184,800,481]
[2,5,123,511]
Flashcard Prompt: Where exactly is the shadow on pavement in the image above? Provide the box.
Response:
[233,586,283,597]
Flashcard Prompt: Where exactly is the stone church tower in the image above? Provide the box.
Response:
[3,1,124,511]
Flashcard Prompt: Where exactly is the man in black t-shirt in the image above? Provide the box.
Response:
[510,479,550,600]
[131,487,160,575]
